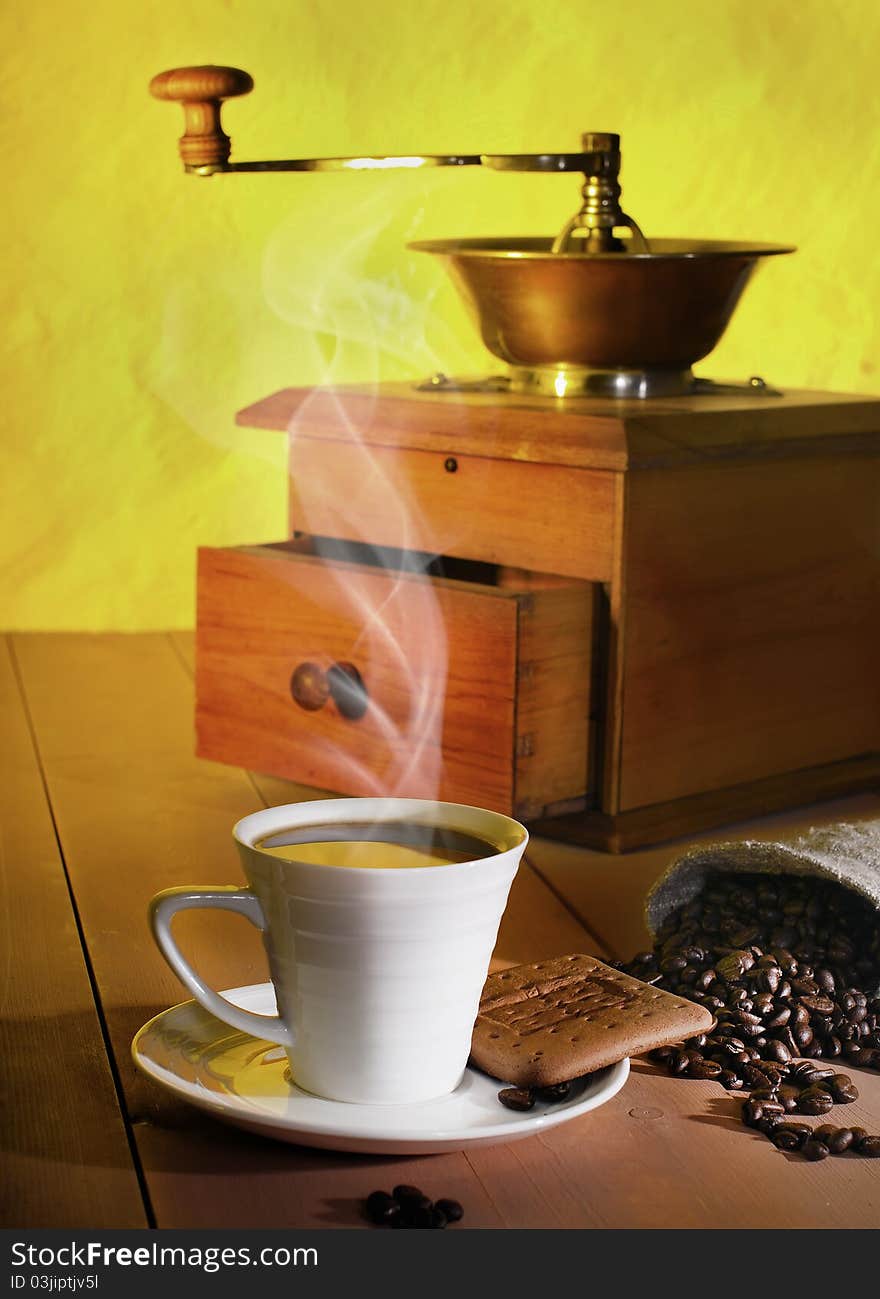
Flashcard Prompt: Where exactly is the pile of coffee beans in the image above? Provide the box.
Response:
[619,871,880,1160]
[364,1185,464,1229]
[498,1081,571,1111]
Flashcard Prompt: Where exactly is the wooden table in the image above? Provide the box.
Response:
[3,632,879,1230]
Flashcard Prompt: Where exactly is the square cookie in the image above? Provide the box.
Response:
[471,953,714,1086]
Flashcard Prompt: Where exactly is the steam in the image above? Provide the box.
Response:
[262,175,464,799]
[260,173,473,383]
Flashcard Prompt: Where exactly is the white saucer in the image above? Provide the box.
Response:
[132,983,630,1155]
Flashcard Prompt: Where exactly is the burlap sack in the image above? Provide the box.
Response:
[645,819,880,937]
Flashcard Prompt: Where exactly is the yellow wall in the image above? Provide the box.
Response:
[2,0,878,629]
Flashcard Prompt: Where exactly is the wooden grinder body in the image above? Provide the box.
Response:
[195,383,880,851]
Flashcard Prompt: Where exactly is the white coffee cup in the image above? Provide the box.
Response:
[149,797,527,1105]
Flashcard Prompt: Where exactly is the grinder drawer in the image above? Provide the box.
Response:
[196,541,594,818]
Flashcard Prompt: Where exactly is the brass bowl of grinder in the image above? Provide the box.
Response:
[145,78,795,399]
[408,237,794,397]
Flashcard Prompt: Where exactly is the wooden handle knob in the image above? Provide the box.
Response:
[149,65,253,169]
[290,662,329,712]
[327,662,369,722]
[289,660,369,721]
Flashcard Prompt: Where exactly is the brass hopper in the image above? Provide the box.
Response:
[150,67,793,398]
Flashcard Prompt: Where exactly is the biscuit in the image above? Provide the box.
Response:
[470,953,714,1086]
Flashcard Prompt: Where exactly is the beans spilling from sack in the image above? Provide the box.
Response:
[618,871,880,1160]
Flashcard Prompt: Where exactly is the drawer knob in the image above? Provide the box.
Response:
[327,661,369,721]
[290,662,329,711]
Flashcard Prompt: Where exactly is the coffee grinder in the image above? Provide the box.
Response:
[151,66,880,851]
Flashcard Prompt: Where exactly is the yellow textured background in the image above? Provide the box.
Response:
[2,0,878,629]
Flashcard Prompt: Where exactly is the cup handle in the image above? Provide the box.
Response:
[149,886,293,1047]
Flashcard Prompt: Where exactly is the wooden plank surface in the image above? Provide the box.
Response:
[11,633,880,1228]
[0,637,147,1228]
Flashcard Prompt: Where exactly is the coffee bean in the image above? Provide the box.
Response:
[763,1040,792,1065]
[735,1010,763,1027]
[758,1065,785,1088]
[827,1074,859,1104]
[717,951,754,981]
[797,1087,835,1116]
[365,1191,400,1225]
[772,949,798,975]
[742,1064,772,1089]
[719,1069,743,1090]
[429,1207,449,1228]
[772,1124,810,1151]
[758,1114,785,1136]
[393,1184,427,1205]
[689,1059,723,1080]
[435,1198,464,1223]
[779,1085,801,1113]
[806,1064,835,1081]
[498,1087,535,1111]
[661,955,688,973]
[828,1128,855,1154]
[757,1099,784,1117]
[774,1027,799,1054]
[404,1204,434,1228]
[536,1081,571,1102]
[793,1024,815,1050]
[741,1100,766,1128]
[813,1124,837,1145]
[856,1135,880,1157]
[800,994,835,1015]
[759,967,782,994]
[803,1140,830,1161]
